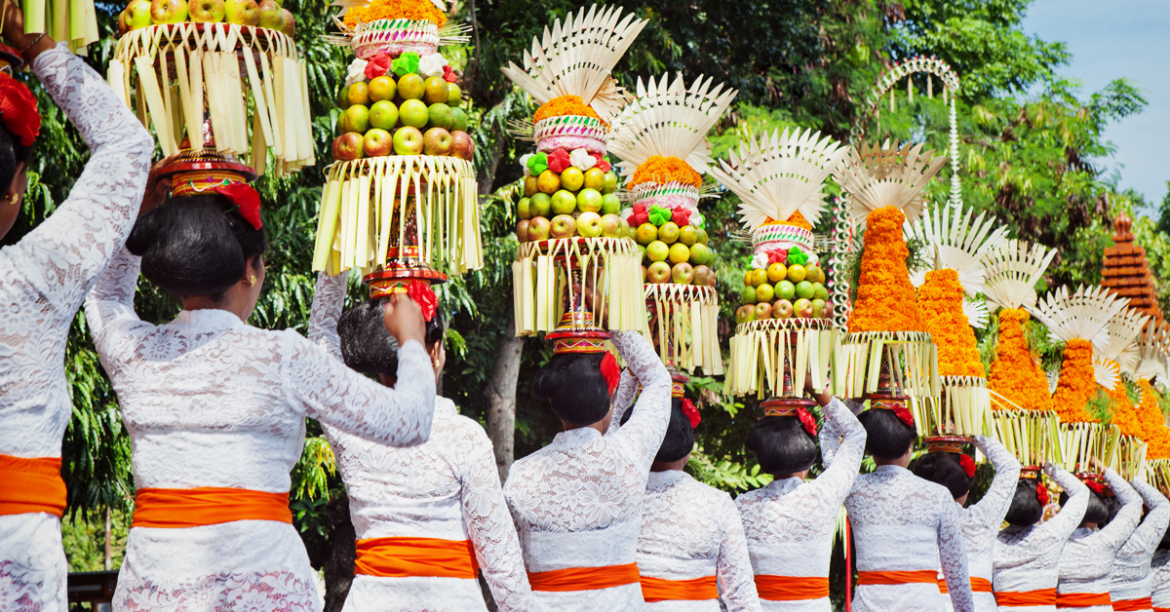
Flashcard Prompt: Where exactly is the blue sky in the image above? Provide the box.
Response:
[1022,0,1170,208]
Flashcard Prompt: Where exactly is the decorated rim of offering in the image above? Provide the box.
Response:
[761,397,818,415]
[631,182,700,210]
[940,375,988,388]
[644,283,717,304]
[924,436,969,453]
[363,257,450,298]
[533,115,608,155]
[546,328,611,354]
[350,19,440,58]
[735,317,830,335]
[670,372,690,398]
[752,222,814,255]
[116,22,295,56]
[842,330,933,345]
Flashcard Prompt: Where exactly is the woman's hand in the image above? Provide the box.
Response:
[139,155,179,218]
[382,293,425,348]
[804,370,831,407]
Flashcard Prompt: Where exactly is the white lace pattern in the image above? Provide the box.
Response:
[1057,469,1142,612]
[1110,481,1170,605]
[1150,549,1170,609]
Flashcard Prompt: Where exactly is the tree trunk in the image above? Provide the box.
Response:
[485,317,523,482]
[323,491,356,612]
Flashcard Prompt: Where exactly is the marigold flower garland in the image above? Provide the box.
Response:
[533,95,605,126]
[627,155,702,190]
[343,0,448,28]
[988,308,1053,411]
[918,269,985,378]
[1137,379,1170,459]
[761,211,813,230]
[848,206,927,334]
[1104,361,1141,437]
[1051,339,1099,423]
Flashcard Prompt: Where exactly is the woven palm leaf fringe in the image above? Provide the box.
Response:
[1058,422,1120,475]
[913,376,992,437]
[992,407,1063,467]
[512,237,645,336]
[642,284,722,375]
[19,0,98,51]
[312,156,481,276]
[1115,435,1148,481]
[110,23,314,173]
[1149,459,1170,495]
[725,319,836,399]
[833,331,940,400]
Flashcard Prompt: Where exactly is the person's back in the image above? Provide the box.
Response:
[1057,470,1142,612]
[1109,481,1170,609]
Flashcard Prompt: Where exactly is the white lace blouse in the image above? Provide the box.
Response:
[0,43,152,612]
[307,272,534,612]
[1110,481,1170,605]
[1057,469,1143,612]
[993,464,1088,612]
[1151,549,1170,610]
[503,330,671,612]
[734,397,866,612]
[84,251,436,611]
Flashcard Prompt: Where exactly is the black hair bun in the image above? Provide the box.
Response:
[1005,478,1045,526]
[746,415,818,475]
[531,352,611,427]
[654,398,695,463]
[857,408,916,461]
[1060,488,1108,525]
[339,300,400,376]
[912,451,973,500]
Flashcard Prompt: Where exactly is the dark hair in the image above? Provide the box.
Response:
[338,300,446,377]
[1005,478,1045,527]
[857,408,916,460]
[1060,489,1108,525]
[912,452,973,500]
[745,415,818,475]
[531,352,611,426]
[126,194,267,297]
[654,398,695,463]
[0,121,32,195]
[1101,495,1121,526]
[1160,523,1170,550]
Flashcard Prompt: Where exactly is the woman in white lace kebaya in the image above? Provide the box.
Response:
[992,464,1088,611]
[1109,481,1170,611]
[84,192,435,611]
[911,436,1021,612]
[307,271,534,612]
[609,375,760,611]
[735,389,866,612]
[1151,533,1170,612]
[0,10,152,610]
[1055,469,1142,611]
[844,406,975,612]
[504,323,671,611]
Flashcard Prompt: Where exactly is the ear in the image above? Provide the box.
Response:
[7,160,27,199]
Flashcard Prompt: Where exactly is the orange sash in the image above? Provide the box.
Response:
[131,487,292,528]
[639,575,717,602]
[857,570,940,586]
[1152,607,1170,612]
[1113,598,1153,611]
[755,575,830,601]
[938,577,993,594]
[997,588,1059,606]
[1056,592,1112,608]
[354,537,479,579]
[0,455,66,518]
[527,563,640,592]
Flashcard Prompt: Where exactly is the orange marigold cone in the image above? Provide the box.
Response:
[848,206,927,334]
[988,308,1052,411]
[1051,339,1099,423]
[918,269,984,378]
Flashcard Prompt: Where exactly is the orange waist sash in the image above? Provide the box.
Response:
[1056,592,1112,608]
[132,487,292,528]
[755,575,830,601]
[1113,598,1153,611]
[0,455,66,518]
[857,570,940,586]
[639,575,717,602]
[527,563,640,592]
[997,588,1059,606]
[1152,607,1170,612]
[354,537,479,580]
[938,577,993,594]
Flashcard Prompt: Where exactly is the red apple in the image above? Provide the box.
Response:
[671,262,694,285]
[332,133,364,161]
[599,213,623,237]
[450,130,473,160]
[423,127,452,156]
[257,0,284,29]
[577,212,603,238]
[362,128,392,157]
[735,305,755,324]
[516,220,530,243]
[693,265,713,287]
[279,8,294,36]
[189,0,225,22]
[392,126,424,155]
[754,302,772,320]
[550,214,576,239]
[646,261,671,284]
[126,0,153,28]
[772,299,793,319]
[794,298,813,318]
[527,216,551,242]
[150,0,188,23]
[224,0,258,24]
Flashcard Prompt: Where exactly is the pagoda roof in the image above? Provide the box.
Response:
[1101,213,1164,330]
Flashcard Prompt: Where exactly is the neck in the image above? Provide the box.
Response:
[651,455,689,472]
[183,295,250,322]
[772,470,810,481]
[874,453,912,469]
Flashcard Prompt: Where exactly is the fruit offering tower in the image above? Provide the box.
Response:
[904,205,1007,441]
[606,73,736,374]
[712,128,847,409]
[311,0,481,295]
[831,141,947,431]
[111,0,312,185]
[504,5,648,351]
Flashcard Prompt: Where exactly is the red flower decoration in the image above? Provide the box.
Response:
[767,250,788,266]
[547,148,572,174]
[211,182,262,230]
[632,203,646,216]
[630,211,649,227]
[442,64,457,83]
[1036,482,1049,506]
[959,454,976,478]
[671,207,691,227]
[1086,480,1105,495]
[681,398,700,429]
[588,152,611,173]
[600,351,621,396]
[796,407,817,436]
[405,280,438,322]
[892,405,915,428]
[364,53,392,81]
[0,72,40,147]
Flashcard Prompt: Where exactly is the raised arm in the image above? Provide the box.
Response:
[1038,463,1090,543]
[1096,469,1143,552]
[813,397,866,503]
[820,397,864,464]
[8,44,152,312]
[604,369,638,436]
[307,271,348,361]
[938,497,975,612]
[608,330,671,469]
[83,248,143,349]
[965,435,1021,530]
[716,495,763,612]
[1121,481,1170,558]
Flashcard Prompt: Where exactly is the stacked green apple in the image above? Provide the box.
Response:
[332,69,471,161]
[630,207,715,287]
[117,0,294,37]
[515,158,622,243]
[735,252,831,323]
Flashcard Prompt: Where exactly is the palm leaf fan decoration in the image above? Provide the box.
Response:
[1135,325,1170,383]
[981,240,1057,311]
[499,5,647,123]
[709,127,848,229]
[834,140,948,226]
[1028,285,1129,350]
[607,73,738,181]
[1093,308,1151,389]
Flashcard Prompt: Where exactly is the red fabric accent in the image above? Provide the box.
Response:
[1037,482,1050,505]
[212,183,263,230]
[670,207,691,227]
[442,64,457,83]
[640,575,717,602]
[364,53,391,80]
[406,280,438,322]
[892,405,915,428]
[132,487,291,528]
[1055,592,1111,608]
[1087,480,1105,495]
[0,455,66,518]
[1113,597,1153,611]
[354,537,479,579]
[528,563,640,592]
[996,588,1058,606]
[600,352,620,396]
[681,398,700,428]
[960,454,976,478]
[547,148,571,174]
[767,250,788,265]
[0,72,39,147]
[755,576,829,601]
[796,407,817,436]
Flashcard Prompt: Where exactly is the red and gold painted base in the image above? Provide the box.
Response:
[924,436,969,454]
[160,139,258,197]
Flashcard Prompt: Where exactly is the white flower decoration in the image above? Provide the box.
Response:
[570,148,596,171]
[690,212,703,227]
[418,53,449,79]
[751,252,768,270]
[344,58,368,86]
[519,153,534,177]
[619,207,633,222]
[806,252,820,266]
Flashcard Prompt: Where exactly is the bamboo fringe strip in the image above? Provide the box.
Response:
[992,407,1063,467]
[110,23,314,173]
[642,284,722,375]
[313,156,482,276]
[1058,422,1121,475]
[512,237,646,335]
[1116,436,1148,482]
[1150,459,1170,495]
[726,319,835,399]
[912,376,992,437]
[834,332,940,399]
[20,0,98,52]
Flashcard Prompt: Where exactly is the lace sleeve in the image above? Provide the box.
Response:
[307,271,347,360]
[814,398,866,502]
[1039,464,1089,543]
[1097,469,1143,551]
[605,369,638,437]
[284,335,435,447]
[83,249,143,350]
[459,421,534,612]
[939,497,975,612]
[608,331,671,470]
[1125,481,1170,557]
[716,494,763,612]
[9,43,152,313]
[965,435,1021,530]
